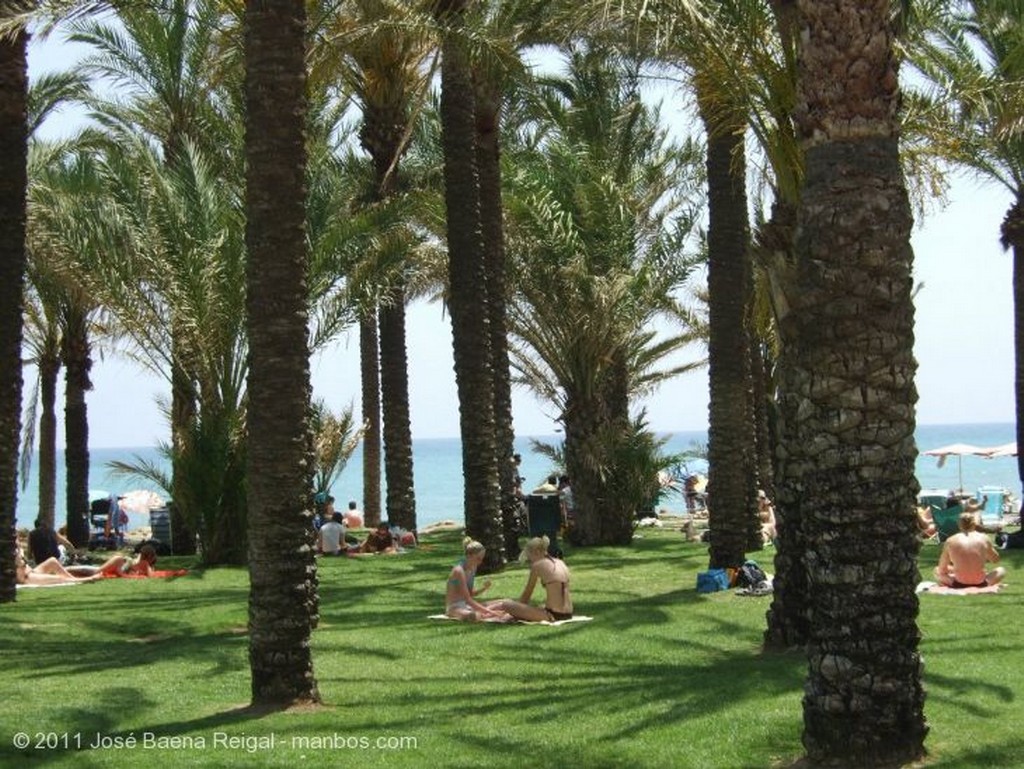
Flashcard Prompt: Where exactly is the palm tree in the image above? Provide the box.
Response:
[432,0,504,569]
[904,0,1024,498]
[792,0,926,763]
[504,48,706,545]
[69,0,231,550]
[243,0,320,705]
[27,147,116,548]
[0,12,29,603]
[20,276,61,529]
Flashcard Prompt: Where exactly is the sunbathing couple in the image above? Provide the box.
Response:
[445,535,573,623]
[15,545,159,586]
[934,512,1005,589]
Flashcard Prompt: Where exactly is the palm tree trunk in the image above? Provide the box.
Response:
[702,107,757,569]
[759,196,811,649]
[434,0,503,571]
[0,20,28,603]
[364,115,416,534]
[475,85,519,560]
[170,342,197,553]
[360,313,382,527]
[37,355,60,528]
[244,0,319,706]
[62,315,91,548]
[794,2,926,763]
[379,285,416,531]
[999,197,1024,497]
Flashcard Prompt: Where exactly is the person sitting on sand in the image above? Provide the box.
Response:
[14,547,102,586]
[445,539,509,621]
[359,521,397,555]
[934,512,1006,588]
[496,535,574,622]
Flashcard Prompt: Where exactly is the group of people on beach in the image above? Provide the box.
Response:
[444,535,574,623]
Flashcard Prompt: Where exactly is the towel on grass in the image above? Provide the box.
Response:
[428,614,592,626]
[103,569,189,579]
[16,582,82,589]
[916,581,1002,595]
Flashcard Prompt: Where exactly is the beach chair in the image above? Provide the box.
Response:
[525,494,562,555]
[976,486,1006,526]
[932,505,963,542]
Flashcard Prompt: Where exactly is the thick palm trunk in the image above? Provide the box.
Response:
[62,317,91,548]
[434,0,503,570]
[563,391,619,546]
[760,196,811,649]
[475,86,518,559]
[360,314,382,527]
[702,111,757,569]
[1000,198,1024,497]
[794,3,926,763]
[0,22,28,603]
[379,286,416,531]
[364,114,416,534]
[37,355,60,528]
[244,0,319,706]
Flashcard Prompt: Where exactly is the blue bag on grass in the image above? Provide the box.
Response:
[696,568,730,594]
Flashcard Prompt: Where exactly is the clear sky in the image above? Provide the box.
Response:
[26,31,1015,449]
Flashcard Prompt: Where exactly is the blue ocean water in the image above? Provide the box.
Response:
[14,423,1020,531]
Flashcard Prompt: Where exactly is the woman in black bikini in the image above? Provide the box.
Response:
[497,536,573,622]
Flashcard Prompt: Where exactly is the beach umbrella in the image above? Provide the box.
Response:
[983,442,1017,458]
[119,489,165,514]
[921,443,989,493]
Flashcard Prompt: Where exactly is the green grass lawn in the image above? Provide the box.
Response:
[2,527,1021,768]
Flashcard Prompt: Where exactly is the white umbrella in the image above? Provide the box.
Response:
[983,442,1017,458]
[921,443,990,493]
[119,489,166,514]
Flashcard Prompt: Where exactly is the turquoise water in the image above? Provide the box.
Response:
[15,423,1020,531]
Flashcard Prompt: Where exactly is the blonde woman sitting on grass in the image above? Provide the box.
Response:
[496,536,574,622]
[445,539,511,622]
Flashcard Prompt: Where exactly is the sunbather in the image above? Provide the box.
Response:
[934,512,1005,588]
[14,547,102,585]
[98,544,158,577]
[445,539,509,621]
[496,535,574,622]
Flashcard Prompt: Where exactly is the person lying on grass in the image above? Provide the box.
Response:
[495,535,574,622]
[98,544,159,577]
[445,539,511,622]
[14,547,103,585]
[934,512,1006,589]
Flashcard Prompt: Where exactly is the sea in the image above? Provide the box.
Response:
[13,422,1021,532]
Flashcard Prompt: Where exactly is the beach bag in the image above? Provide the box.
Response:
[696,568,730,594]
[736,560,768,589]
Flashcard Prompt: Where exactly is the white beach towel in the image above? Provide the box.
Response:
[428,614,593,626]
[916,580,1002,595]
[16,582,82,589]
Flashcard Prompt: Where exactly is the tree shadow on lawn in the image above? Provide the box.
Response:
[318,621,806,763]
[3,592,250,680]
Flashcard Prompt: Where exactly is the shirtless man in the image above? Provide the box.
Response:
[934,512,1006,588]
[498,535,574,622]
